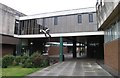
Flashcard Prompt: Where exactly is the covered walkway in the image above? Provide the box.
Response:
[27,59,112,77]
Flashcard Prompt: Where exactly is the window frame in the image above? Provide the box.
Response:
[42,18,46,26]
[54,16,58,25]
[78,15,82,23]
[89,14,93,22]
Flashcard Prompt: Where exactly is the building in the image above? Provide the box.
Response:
[1,1,120,76]
[0,3,25,56]
[96,0,120,76]
[0,3,105,61]
[13,7,104,60]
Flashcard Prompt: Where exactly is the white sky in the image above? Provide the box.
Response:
[0,0,97,15]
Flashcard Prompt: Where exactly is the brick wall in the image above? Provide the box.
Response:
[104,39,120,73]
[2,44,15,56]
[118,38,120,74]
[48,46,68,55]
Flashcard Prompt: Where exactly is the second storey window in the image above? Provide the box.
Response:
[78,15,82,23]
[14,20,20,34]
[42,18,45,26]
[89,14,93,22]
[54,16,58,25]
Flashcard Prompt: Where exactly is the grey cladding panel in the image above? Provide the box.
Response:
[18,12,97,35]
[47,13,97,33]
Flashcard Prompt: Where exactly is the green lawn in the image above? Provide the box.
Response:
[2,66,43,78]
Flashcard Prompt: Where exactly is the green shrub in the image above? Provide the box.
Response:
[31,52,41,59]
[22,58,33,68]
[41,59,49,67]
[32,56,42,67]
[21,52,49,68]
[29,52,41,68]
[15,56,21,65]
[21,55,29,64]
[2,55,15,68]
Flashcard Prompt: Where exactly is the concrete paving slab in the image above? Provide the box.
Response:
[27,59,113,77]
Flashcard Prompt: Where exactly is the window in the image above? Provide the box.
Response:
[14,20,19,34]
[42,18,45,26]
[89,14,93,22]
[54,17,58,25]
[105,20,119,43]
[118,19,120,38]
[20,21,24,35]
[78,15,82,23]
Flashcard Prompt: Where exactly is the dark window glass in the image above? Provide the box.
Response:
[78,15,82,23]
[42,18,45,26]
[14,20,19,34]
[20,21,24,35]
[89,14,93,22]
[54,17,58,25]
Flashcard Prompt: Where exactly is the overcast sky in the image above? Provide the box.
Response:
[0,0,97,15]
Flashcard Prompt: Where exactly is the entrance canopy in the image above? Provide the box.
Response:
[14,31,104,38]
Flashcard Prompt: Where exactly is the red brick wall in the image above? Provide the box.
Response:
[118,39,120,73]
[2,45,15,56]
[48,46,68,55]
[104,39,119,73]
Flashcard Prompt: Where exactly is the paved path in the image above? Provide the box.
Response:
[27,59,113,77]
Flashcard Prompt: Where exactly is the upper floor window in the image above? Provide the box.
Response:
[78,15,82,23]
[89,14,93,22]
[14,20,20,34]
[54,17,58,25]
[42,18,45,26]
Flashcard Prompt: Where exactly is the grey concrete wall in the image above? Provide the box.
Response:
[36,12,97,34]
[0,3,25,36]
[97,1,120,28]
[1,35,19,44]
[0,4,3,34]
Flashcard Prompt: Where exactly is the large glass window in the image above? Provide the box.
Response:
[89,14,93,22]
[14,20,20,34]
[78,15,82,23]
[105,20,119,43]
[18,19,43,35]
[118,19,120,38]
[54,17,58,25]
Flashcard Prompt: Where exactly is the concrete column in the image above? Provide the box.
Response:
[59,36,63,62]
[73,37,76,58]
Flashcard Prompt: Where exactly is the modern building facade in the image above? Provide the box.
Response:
[96,0,120,75]
[0,3,25,56]
[13,7,104,60]
[1,1,120,76]
[0,3,105,62]
[16,7,97,35]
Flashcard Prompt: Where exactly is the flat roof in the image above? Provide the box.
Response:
[14,31,104,38]
[20,7,96,20]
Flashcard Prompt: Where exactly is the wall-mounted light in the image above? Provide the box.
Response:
[30,42,33,45]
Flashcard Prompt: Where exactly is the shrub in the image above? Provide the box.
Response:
[14,56,21,65]
[41,58,49,67]
[22,58,33,68]
[21,55,29,64]
[31,52,42,68]
[31,52,41,59]
[2,55,15,68]
[22,52,42,68]
[32,56,42,67]
[22,52,49,68]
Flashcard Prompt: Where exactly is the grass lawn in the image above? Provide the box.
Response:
[2,66,43,78]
